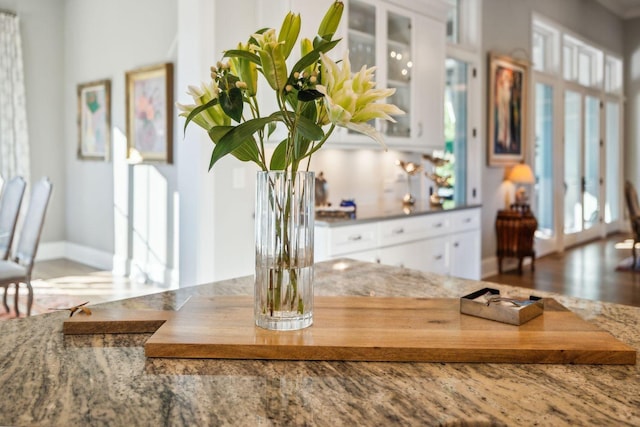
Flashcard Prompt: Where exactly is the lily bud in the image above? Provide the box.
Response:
[278,12,301,59]
[230,42,258,96]
[318,1,344,40]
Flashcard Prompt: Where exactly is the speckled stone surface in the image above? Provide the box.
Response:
[0,260,638,426]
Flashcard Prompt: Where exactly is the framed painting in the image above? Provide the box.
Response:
[125,63,173,163]
[77,79,111,160]
[487,52,529,167]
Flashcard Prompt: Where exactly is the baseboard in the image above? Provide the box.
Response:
[38,241,113,270]
[37,241,178,287]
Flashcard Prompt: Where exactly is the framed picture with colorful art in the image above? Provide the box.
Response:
[77,79,111,160]
[125,63,173,163]
[487,52,528,167]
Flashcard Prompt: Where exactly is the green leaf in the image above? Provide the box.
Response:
[183,98,219,134]
[295,115,324,141]
[209,117,277,169]
[224,49,261,66]
[209,126,262,166]
[269,138,289,170]
[290,38,341,76]
[220,88,243,122]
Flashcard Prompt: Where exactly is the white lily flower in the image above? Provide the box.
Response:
[316,51,404,148]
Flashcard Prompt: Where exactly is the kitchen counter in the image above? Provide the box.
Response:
[1,260,638,426]
[316,201,481,226]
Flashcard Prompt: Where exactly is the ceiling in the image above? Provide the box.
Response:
[595,0,640,18]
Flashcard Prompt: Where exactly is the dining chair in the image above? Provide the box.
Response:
[0,177,52,317]
[624,180,640,268]
[0,176,27,260]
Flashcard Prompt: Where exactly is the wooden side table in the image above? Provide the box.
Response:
[495,204,537,274]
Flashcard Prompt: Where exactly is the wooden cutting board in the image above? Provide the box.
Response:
[63,296,637,364]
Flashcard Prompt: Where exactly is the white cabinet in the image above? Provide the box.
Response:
[315,207,480,279]
[283,0,446,151]
[450,229,480,280]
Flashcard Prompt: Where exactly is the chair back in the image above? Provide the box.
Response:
[624,180,640,220]
[13,177,52,269]
[0,176,26,260]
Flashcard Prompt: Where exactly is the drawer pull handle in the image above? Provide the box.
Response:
[453,242,459,247]
[463,218,472,223]
[434,222,444,228]
[392,227,405,234]
[348,234,362,241]
[434,254,443,260]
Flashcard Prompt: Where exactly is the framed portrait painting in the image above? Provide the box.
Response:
[487,52,529,167]
[125,63,173,163]
[77,79,111,160]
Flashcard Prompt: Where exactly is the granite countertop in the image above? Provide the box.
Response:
[316,201,481,226]
[0,260,638,426]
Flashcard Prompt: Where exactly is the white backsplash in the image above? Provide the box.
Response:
[307,148,430,207]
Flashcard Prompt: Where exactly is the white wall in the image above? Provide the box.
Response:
[0,0,65,243]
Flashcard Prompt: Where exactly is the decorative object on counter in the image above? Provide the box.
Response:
[49,301,92,317]
[423,152,453,206]
[507,161,535,206]
[62,294,635,364]
[315,171,329,206]
[460,288,543,325]
[255,171,314,330]
[495,204,537,274]
[179,1,403,330]
[396,159,422,205]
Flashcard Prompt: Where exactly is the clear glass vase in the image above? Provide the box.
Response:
[255,171,314,330]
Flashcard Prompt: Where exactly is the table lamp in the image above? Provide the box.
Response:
[508,162,535,206]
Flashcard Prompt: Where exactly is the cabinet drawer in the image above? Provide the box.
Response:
[329,223,378,256]
[422,213,450,238]
[449,209,480,232]
[379,216,431,247]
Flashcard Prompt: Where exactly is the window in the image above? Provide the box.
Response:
[562,35,603,88]
[444,58,468,204]
[534,83,554,237]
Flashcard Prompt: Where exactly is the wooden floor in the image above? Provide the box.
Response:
[484,232,640,308]
[2,232,639,319]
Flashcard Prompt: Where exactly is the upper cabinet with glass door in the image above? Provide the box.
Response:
[288,0,448,151]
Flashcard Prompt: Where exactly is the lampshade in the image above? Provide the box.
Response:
[508,163,535,184]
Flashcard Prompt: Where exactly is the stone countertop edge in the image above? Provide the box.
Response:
[315,203,482,227]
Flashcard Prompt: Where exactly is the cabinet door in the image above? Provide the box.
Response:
[450,229,480,280]
[378,240,429,270]
[333,0,446,150]
[422,235,449,275]
[412,12,445,150]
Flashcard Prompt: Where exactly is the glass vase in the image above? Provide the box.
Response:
[255,171,314,330]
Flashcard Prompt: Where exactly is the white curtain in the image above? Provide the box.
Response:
[0,11,30,182]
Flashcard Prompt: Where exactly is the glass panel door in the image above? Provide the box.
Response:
[534,83,554,238]
[605,101,620,223]
[444,58,467,205]
[564,90,582,235]
[583,95,600,230]
[563,89,602,243]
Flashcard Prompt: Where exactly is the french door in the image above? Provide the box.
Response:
[563,86,604,246]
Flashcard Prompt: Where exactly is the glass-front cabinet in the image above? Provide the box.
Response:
[269,0,447,150]
[340,0,447,150]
